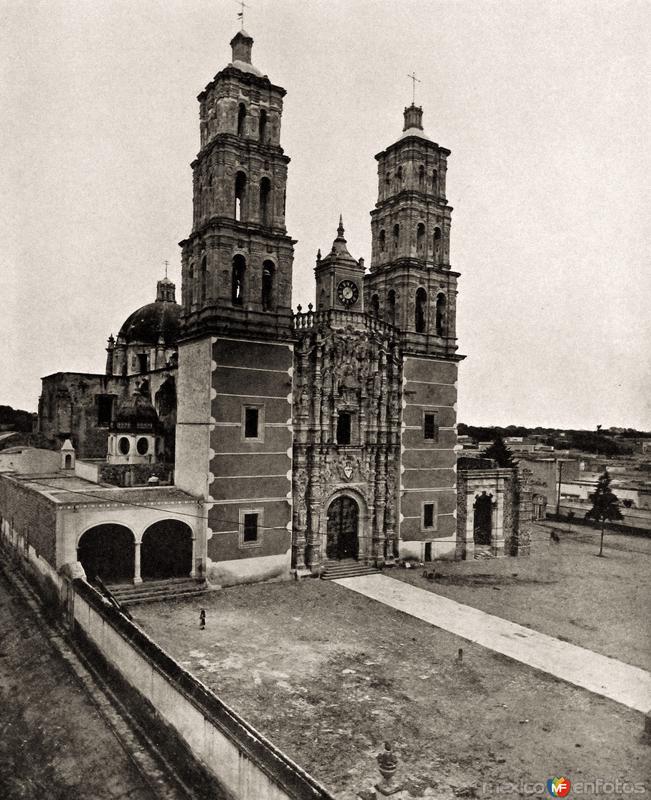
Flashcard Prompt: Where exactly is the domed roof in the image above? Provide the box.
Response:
[112,391,159,432]
[118,279,181,346]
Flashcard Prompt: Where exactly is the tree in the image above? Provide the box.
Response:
[484,435,518,468]
[585,470,622,557]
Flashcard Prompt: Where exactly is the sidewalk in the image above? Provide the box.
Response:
[334,573,651,714]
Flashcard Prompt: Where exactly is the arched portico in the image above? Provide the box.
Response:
[140,519,193,580]
[77,524,135,584]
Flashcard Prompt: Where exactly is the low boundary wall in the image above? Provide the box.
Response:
[70,578,334,800]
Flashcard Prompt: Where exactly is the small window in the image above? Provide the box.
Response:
[423,503,436,529]
[379,229,386,252]
[259,109,267,142]
[423,412,439,441]
[244,407,259,439]
[137,353,149,373]
[136,437,149,455]
[336,412,352,445]
[237,103,246,136]
[97,395,114,427]
[370,294,380,317]
[243,513,258,542]
[239,507,263,547]
[118,436,130,455]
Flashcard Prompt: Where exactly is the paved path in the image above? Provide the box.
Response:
[335,574,651,714]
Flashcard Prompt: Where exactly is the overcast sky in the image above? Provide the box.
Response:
[2,0,649,429]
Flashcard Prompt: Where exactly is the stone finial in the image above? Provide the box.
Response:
[316,249,322,262]
[337,214,345,239]
[403,103,424,131]
[376,742,400,796]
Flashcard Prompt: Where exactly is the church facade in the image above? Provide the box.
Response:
[174,30,472,587]
[23,29,530,592]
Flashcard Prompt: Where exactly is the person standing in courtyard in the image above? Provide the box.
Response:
[199,608,206,630]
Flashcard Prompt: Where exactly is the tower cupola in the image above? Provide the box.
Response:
[230,29,253,64]
[314,217,365,313]
[403,104,423,131]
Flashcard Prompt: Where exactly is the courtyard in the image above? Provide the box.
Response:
[132,526,650,799]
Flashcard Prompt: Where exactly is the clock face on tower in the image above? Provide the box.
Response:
[337,279,359,308]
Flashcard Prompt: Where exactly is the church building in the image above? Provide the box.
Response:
[22,29,530,592]
[172,29,521,588]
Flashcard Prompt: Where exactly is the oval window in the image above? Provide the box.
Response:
[118,437,130,455]
[137,437,149,455]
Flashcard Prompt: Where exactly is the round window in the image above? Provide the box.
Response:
[118,437,130,455]
[137,437,149,455]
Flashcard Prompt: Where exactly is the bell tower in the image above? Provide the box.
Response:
[175,31,295,588]
[180,30,295,340]
[365,104,459,358]
[364,102,463,559]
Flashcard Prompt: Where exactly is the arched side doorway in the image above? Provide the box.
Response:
[77,524,135,584]
[141,520,193,580]
[326,496,359,560]
[473,494,493,546]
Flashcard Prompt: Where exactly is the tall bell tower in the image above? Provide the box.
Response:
[180,30,295,340]
[175,31,295,587]
[364,103,464,558]
[365,104,459,358]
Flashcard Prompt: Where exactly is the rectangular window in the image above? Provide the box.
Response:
[97,395,114,427]
[244,407,259,439]
[423,411,439,441]
[239,507,263,548]
[137,353,149,374]
[337,412,352,445]
[423,502,437,530]
[241,404,264,441]
[243,513,258,542]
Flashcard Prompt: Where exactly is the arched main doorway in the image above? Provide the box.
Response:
[326,496,359,560]
[473,494,493,546]
[77,524,135,584]
[140,520,193,580]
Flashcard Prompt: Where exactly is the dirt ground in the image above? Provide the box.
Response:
[134,558,650,799]
[0,568,154,800]
[392,522,651,671]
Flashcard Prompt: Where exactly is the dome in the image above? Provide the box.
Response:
[118,280,181,346]
[112,392,159,432]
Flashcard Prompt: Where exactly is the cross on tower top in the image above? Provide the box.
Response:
[407,71,421,105]
[232,0,250,29]
[163,260,169,279]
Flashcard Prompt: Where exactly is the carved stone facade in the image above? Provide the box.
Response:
[292,311,402,568]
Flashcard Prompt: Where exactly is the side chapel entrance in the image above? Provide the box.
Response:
[326,496,359,560]
[473,493,493,546]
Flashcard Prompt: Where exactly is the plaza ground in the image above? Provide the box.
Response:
[133,528,650,799]
[0,568,154,800]
[392,523,651,671]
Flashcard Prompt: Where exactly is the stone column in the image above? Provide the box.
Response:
[491,487,505,557]
[465,488,475,559]
[133,541,142,585]
[190,534,197,578]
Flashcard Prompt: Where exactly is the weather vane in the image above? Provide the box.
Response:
[407,71,421,105]
[232,0,250,29]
